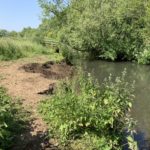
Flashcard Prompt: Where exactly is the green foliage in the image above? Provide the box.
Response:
[137,48,150,64]
[0,87,27,149]
[19,27,36,38]
[0,30,9,37]
[19,27,44,44]
[39,70,137,149]
[0,29,19,38]
[0,38,51,61]
[39,0,150,64]
[61,48,74,64]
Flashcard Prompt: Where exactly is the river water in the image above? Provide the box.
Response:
[83,60,150,149]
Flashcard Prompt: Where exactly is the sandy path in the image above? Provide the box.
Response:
[0,57,58,150]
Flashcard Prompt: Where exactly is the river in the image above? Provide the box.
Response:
[83,60,150,149]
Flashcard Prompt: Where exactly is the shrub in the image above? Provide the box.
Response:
[39,70,137,149]
[0,87,27,149]
[61,47,74,65]
[137,48,150,64]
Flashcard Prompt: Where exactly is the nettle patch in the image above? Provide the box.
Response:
[39,70,137,150]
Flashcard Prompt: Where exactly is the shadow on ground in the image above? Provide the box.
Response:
[11,117,59,150]
[9,108,59,150]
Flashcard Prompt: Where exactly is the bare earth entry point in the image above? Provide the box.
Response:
[21,60,74,80]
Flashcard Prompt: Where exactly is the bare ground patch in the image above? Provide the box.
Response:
[0,57,73,150]
[21,60,74,79]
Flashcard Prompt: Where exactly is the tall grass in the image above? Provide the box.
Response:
[0,38,51,60]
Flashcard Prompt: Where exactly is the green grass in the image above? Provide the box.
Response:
[0,86,28,150]
[47,52,64,62]
[0,37,63,61]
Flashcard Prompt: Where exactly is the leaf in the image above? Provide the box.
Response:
[85,122,90,127]
[78,123,83,127]
[128,102,132,108]
[104,99,109,105]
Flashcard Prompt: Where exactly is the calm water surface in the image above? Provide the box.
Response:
[83,60,150,149]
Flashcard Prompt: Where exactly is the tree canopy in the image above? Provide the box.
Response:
[38,0,150,64]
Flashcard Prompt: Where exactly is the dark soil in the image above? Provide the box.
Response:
[38,83,56,95]
[21,61,74,80]
[12,127,59,150]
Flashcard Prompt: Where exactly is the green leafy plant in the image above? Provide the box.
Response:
[39,70,137,149]
[137,48,150,64]
[0,87,27,149]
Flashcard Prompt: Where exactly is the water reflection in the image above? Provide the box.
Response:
[83,60,150,149]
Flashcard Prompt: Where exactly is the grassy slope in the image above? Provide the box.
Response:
[0,38,63,62]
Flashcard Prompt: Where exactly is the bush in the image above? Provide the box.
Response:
[0,87,27,149]
[137,48,150,64]
[39,70,137,149]
[61,47,74,65]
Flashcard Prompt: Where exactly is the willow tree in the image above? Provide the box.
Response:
[39,0,150,63]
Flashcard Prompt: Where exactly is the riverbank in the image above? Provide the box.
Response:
[0,56,140,149]
[83,60,150,149]
[0,56,73,149]
[39,66,136,150]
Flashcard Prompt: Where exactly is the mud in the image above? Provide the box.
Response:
[21,60,74,80]
[38,83,56,95]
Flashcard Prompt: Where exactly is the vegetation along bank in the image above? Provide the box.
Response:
[1,0,150,149]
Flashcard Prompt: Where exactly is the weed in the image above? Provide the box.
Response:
[39,70,137,149]
[0,86,28,149]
